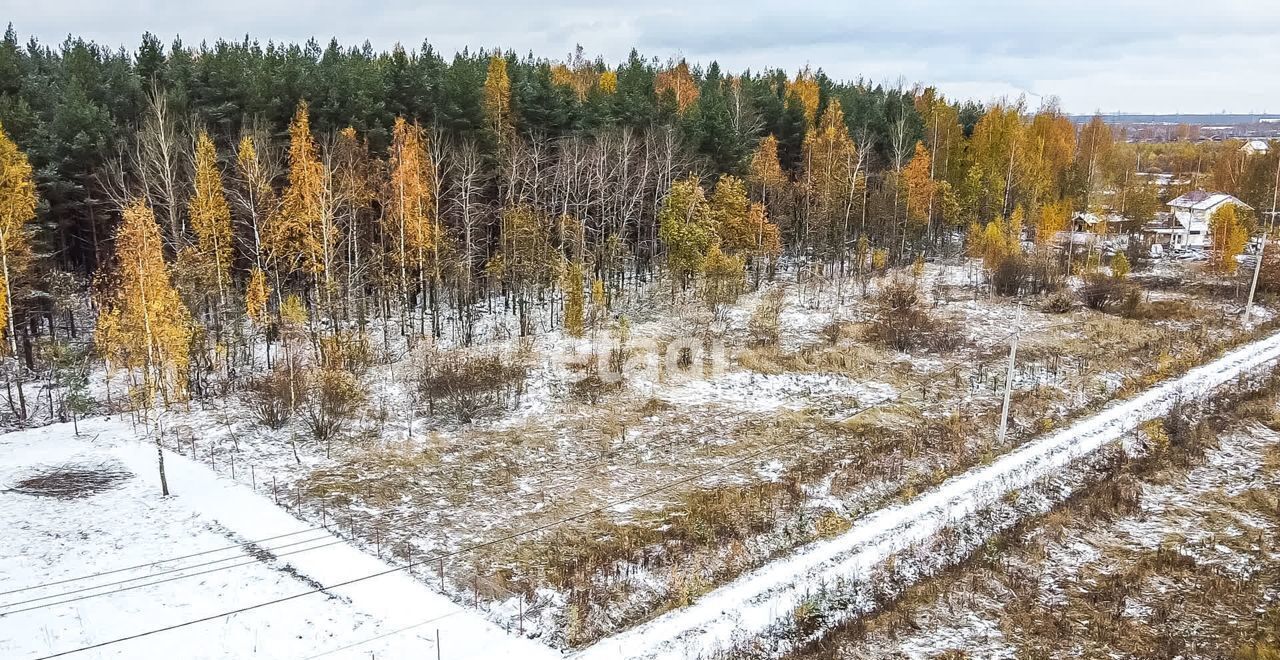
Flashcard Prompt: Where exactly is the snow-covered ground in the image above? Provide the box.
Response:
[848,419,1280,658]
[0,418,558,660]
[575,328,1280,659]
[4,259,1274,658]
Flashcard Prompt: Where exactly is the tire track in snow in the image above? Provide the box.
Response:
[576,329,1280,659]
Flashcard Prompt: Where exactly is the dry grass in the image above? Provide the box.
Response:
[789,374,1280,660]
[285,268,1280,649]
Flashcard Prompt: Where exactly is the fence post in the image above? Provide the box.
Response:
[230,453,236,481]
[250,465,256,491]
[273,476,278,504]
[439,558,444,592]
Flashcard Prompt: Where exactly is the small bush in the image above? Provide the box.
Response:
[1117,287,1143,317]
[1025,252,1066,293]
[747,288,785,347]
[569,373,622,404]
[990,255,1028,296]
[702,245,745,320]
[302,368,365,449]
[791,597,826,639]
[819,320,847,346]
[1129,298,1199,321]
[248,365,304,429]
[814,510,851,537]
[1080,272,1121,310]
[320,331,375,375]
[1110,252,1132,279]
[864,277,958,353]
[607,316,631,376]
[1043,290,1075,314]
[418,353,528,423]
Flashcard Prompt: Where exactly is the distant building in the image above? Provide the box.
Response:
[1147,191,1251,249]
[1241,139,1271,156]
[1070,211,1132,233]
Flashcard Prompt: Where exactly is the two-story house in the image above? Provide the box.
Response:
[1159,191,1251,249]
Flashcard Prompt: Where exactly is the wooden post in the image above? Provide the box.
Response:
[230,453,235,481]
[439,558,444,592]
[273,476,278,504]
[156,435,170,497]
[250,465,256,491]
[998,312,1022,445]
[436,629,441,660]
[1246,158,1280,326]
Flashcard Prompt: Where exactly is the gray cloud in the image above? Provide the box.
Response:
[5,0,1279,113]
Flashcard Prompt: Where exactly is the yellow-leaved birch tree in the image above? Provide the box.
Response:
[483,55,514,143]
[97,199,193,408]
[0,121,37,420]
[188,130,233,324]
[385,117,438,337]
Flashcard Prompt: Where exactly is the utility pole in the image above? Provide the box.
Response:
[1245,150,1280,326]
[998,310,1022,445]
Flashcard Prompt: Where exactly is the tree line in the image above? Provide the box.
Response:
[0,25,1277,425]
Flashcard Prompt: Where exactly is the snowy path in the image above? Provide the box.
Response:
[575,329,1280,659]
[0,419,559,660]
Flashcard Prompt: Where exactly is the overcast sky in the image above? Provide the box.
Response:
[7,0,1278,114]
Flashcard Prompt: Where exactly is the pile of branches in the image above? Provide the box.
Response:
[6,461,132,499]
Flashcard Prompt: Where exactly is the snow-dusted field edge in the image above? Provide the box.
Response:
[577,329,1280,660]
[0,420,562,660]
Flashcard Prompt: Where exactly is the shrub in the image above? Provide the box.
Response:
[1111,252,1131,279]
[1022,254,1065,294]
[1117,286,1143,318]
[871,247,889,272]
[608,316,631,376]
[1043,290,1075,314]
[1259,249,1280,295]
[791,597,825,639]
[819,320,846,346]
[1080,271,1120,310]
[747,288,785,347]
[302,367,365,450]
[569,373,622,404]
[319,331,375,375]
[418,353,528,423]
[248,364,304,429]
[702,244,745,319]
[864,277,958,353]
[990,254,1028,296]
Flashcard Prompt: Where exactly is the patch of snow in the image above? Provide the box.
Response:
[575,329,1280,659]
[0,419,558,660]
